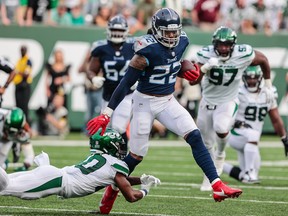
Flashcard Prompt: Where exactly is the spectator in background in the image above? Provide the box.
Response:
[254,0,285,35]
[82,0,99,25]
[111,0,134,15]
[63,0,85,12]
[181,0,197,26]
[36,93,69,137]
[93,3,112,27]
[26,0,54,26]
[0,0,20,26]
[45,49,71,107]
[135,0,157,27]
[50,2,73,26]
[122,6,145,35]
[191,0,222,32]
[13,45,33,123]
[161,0,183,17]
[17,0,28,26]
[221,0,258,35]
[236,0,286,36]
[281,2,288,30]
[0,56,16,97]
[70,3,85,25]
[78,50,103,134]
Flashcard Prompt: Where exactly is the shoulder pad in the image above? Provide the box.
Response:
[126,37,136,44]
[238,85,246,95]
[234,44,254,59]
[180,31,188,37]
[197,46,213,61]
[272,86,278,99]
[91,40,108,52]
[134,35,157,53]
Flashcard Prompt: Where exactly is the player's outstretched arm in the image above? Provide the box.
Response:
[115,173,160,203]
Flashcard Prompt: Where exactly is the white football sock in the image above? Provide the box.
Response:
[244,143,259,172]
[215,134,229,157]
[223,162,233,175]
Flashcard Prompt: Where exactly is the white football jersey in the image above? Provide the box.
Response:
[235,85,278,132]
[61,153,129,198]
[197,44,255,105]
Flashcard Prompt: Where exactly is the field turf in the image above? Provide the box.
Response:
[0,137,287,216]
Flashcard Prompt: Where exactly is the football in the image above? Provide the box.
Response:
[179,59,196,75]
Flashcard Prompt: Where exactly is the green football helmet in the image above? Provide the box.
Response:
[243,66,263,92]
[212,26,237,61]
[89,128,127,160]
[5,108,26,130]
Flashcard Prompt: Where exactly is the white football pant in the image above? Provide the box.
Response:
[129,90,198,156]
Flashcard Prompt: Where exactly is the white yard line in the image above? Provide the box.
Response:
[31,140,283,148]
[148,195,288,204]
[0,206,177,216]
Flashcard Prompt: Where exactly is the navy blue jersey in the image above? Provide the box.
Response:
[91,39,134,101]
[134,32,189,95]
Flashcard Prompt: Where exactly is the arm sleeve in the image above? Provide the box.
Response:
[107,66,142,110]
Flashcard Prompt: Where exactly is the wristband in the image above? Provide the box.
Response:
[264,79,272,88]
[3,83,9,89]
[200,64,209,74]
[140,189,148,197]
[103,107,113,117]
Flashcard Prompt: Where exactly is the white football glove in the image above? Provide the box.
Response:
[201,57,219,73]
[262,79,275,103]
[16,129,30,144]
[140,174,161,193]
[92,76,105,88]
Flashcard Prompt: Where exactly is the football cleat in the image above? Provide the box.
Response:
[212,180,242,202]
[241,171,260,184]
[99,185,119,214]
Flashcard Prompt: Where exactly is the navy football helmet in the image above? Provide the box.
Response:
[107,15,129,44]
[243,66,263,92]
[212,26,237,61]
[151,8,182,48]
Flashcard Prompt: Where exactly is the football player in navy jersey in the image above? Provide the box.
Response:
[0,56,16,97]
[87,8,243,214]
[88,15,134,145]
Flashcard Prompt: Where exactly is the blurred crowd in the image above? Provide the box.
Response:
[1,0,288,35]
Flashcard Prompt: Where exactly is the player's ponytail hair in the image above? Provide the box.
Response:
[147,28,153,34]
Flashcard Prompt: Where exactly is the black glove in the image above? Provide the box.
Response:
[281,136,288,157]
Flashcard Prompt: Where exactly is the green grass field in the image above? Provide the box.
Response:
[0,138,287,216]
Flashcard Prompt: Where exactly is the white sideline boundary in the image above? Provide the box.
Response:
[31,139,283,148]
